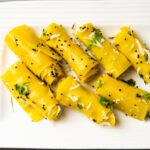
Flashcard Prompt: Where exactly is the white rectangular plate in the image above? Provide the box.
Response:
[0,0,150,149]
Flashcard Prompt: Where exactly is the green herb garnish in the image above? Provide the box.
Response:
[91,29,103,43]
[139,93,150,100]
[97,80,103,88]
[77,103,83,109]
[11,97,14,112]
[87,44,93,51]
[87,28,103,51]
[144,53,149,61]
[122,79,136,86]
[99,95,112,109]
[15,83,29,96]
[42,28,46,36]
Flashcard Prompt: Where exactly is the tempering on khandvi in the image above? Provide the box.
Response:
[5,25,64,85]
[56,76,115,126]
[1,61,61,121]
[75,23,131,78]
[2,23,150,126]
[114,26,150,83]
[96,75,150,121]
[41,23,99,82]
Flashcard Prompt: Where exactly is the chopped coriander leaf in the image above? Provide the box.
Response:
[87,28,103,51]
[77,103,83,109]
[107,104,113,110]
[144,53,149,61]
[139,93,150,100]
[11,96,14,112]
[99,95,109,105]
[42,28,46,36]
[97,80,103,88]
[15,83,29,96]
[91,29,103,43]
[87,44,93,51]
[99,95,112,109]
[122,79,136,86]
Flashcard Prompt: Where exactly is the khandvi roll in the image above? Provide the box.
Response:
[114,26,150,83]
[96,75,149,121]
[41,23,99,82]
[5,25,63,85]
[2,61,61,121]
[56,76,115,125]
[75,23,131,78]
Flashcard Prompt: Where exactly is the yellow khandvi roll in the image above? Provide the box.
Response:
[5,25,63,85]
[96,75,149,121]
[2,61,61,121]
[114,26,150,83]
[76,23,131,78]
[56,76,115,126]
[41,23,99,82]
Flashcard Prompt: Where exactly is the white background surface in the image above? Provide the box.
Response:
[0,0,150,149]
